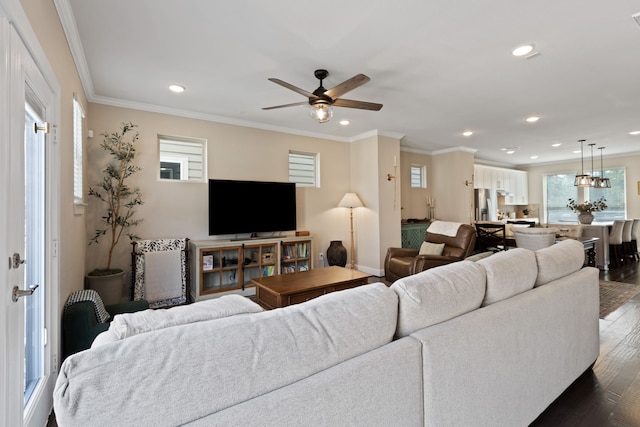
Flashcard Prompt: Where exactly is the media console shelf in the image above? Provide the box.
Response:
[190,236,313,301]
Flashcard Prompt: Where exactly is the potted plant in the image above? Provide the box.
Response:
[86,122,143,304]
[567,197,607,224]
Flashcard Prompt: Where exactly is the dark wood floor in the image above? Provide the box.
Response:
[531,261,640,426]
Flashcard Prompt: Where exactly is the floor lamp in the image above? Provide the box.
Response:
[338,193,364,269]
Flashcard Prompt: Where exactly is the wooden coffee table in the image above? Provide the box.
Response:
[252,266,373,310]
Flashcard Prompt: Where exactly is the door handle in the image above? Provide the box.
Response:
[12,284,39,302]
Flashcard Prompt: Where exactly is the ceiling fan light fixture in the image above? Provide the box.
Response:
[309,103,333,123]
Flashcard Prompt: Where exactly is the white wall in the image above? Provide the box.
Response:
[86,104,373,282]
[400,150,433,220]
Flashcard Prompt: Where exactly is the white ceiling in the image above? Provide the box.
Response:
[60,0,640,166]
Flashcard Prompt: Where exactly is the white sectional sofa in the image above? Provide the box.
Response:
[53,239,599,426]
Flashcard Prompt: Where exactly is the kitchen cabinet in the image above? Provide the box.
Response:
[474,165,528,205]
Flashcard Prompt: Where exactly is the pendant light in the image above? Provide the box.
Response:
[588,143,601,187]
[597,146,611,188]
[574,139,591,187]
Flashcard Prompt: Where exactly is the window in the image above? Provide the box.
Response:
[545,173,577,223]
[73,95,85,209]
[289,151,319,187]
[544,169,626,223]
[410,164,426,188]
[158,135,206,182]
[588,168,626,222]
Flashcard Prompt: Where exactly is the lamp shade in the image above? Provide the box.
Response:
[338,192,364,208]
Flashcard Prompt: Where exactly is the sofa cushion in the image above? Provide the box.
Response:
[419,241,445,255]
[91,295,263,348]
[535,239,585,286]
[111,294,263,339]
[391,261,486,337]
[477,248,537,306]
[54,283,398,426]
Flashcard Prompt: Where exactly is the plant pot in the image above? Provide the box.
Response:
[85,270,125,305]
[578,212,594,225]
[326,240,347,267]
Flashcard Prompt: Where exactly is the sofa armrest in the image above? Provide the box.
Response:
[106,299,149,316]
[62,301,105,359]
[411,255,462,274]
[386,247,419,259]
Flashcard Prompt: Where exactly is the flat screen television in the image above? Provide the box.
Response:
[208,179,297,236]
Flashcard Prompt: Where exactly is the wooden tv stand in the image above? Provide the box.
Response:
[189,236,312,302]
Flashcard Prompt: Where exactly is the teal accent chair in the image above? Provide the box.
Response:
[62,297,148,360]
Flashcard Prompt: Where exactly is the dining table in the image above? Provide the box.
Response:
[557,236,599,267]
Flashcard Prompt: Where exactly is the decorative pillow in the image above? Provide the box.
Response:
[391,261,486,337]
[419,241,445,256]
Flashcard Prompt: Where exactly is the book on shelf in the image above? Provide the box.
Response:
[203,255,214,271]
[262,265,275,276]
[297,242,308,258]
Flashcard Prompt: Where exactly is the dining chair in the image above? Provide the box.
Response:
[513,227,558,251]
[475,223,508,252]
[631,219,640,262]
[608,221,625,269]
[622,220,633,265]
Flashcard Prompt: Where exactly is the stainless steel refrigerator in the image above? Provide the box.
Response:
[474,188,498,222]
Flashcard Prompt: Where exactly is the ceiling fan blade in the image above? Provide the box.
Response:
[324,74,370,99]
[262,101,309,110]
[268,78,316,98]
[333,98,383,111]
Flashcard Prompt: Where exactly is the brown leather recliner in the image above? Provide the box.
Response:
[384,223,477,282]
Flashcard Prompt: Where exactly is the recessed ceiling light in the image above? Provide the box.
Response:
[169,84,186,93]
[530,155,538,159]
[339,120,350,126]
[630,130,640,135]
[526,116,540,123]
[506,150,515,154]
[512,44,535,57]
[552,143,562,147]
[462,131,473,137]
[573,150,581,154]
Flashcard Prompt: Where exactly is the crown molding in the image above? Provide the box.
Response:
[54,0,94,98]
[431,146,477,155]
[350,129,405,142]
[400,146,432,155]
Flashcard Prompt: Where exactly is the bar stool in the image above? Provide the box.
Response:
[622,220,633,265]
[608,220,625,269]
[631,219,640,262]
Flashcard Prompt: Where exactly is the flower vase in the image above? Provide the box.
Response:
[578,212,594,225]
[326,240,347,267]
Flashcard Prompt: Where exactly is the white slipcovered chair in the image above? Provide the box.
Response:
[131,238,189,308]
[513,227,558,251]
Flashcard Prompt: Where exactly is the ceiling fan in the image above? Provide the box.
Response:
[263,69,383,123]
